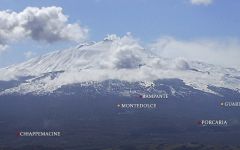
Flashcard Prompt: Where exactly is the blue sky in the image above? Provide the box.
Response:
[0,0,240,68]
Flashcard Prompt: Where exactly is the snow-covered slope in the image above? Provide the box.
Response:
[0,34,240,95]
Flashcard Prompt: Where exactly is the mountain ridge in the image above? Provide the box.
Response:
[0,34,240,95]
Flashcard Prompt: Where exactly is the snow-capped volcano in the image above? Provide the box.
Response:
[0,34,240,95]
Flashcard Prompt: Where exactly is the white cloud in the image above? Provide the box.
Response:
[0,45,8,54]
[150,36,240,68]
[24,51,36,59]
[0,6,88,53]
[190,0,213,5]
[109,33,146,69]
